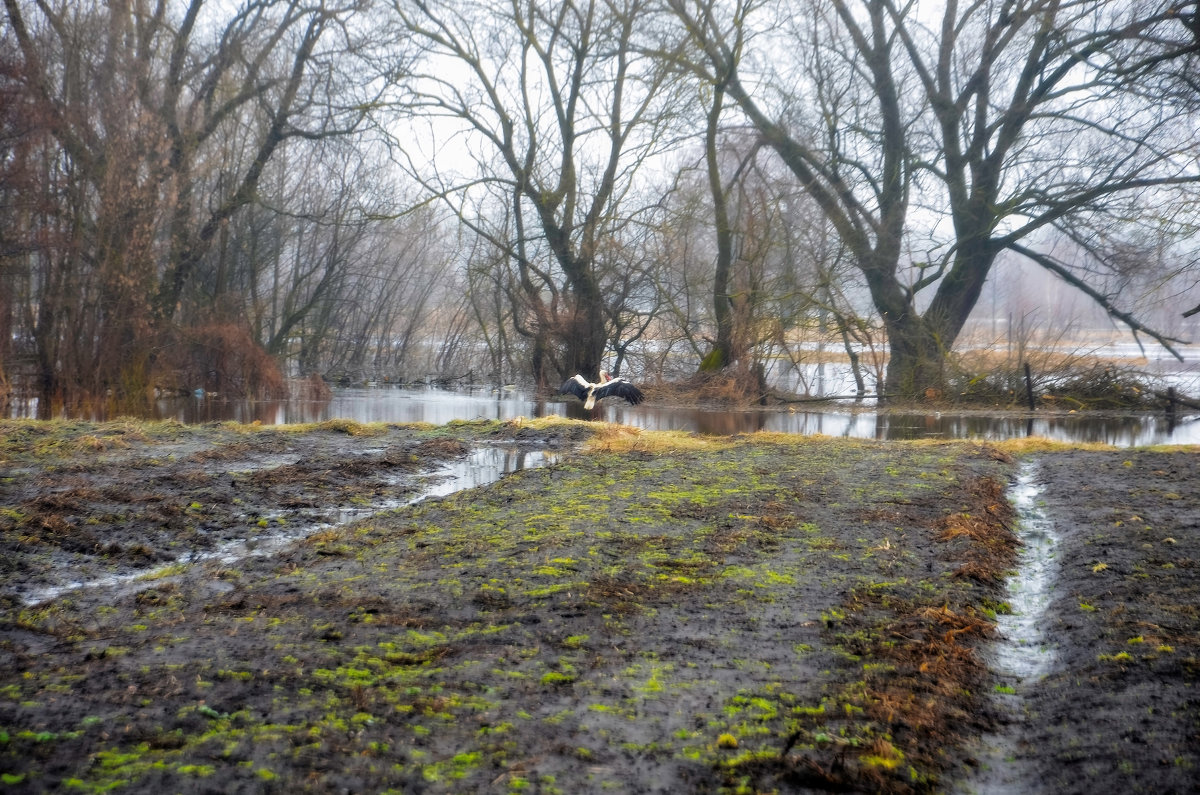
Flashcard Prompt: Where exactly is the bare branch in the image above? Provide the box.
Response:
[1008,241,1189,359]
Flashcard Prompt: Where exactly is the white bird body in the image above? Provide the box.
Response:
[559,371,645,409]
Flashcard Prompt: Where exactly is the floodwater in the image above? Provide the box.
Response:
[958,461,1060,795]
[991,462,1060,680]
[22,385,1195,447]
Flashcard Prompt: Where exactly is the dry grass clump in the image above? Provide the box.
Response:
[936,476,1019,585]
[500,414,586,432]
[584,425,734,455]
[163,321,288,400]
[412,438,469,458]
[995,437,1116,454]
[313,418,385,436]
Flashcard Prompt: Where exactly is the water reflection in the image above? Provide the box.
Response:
[10,385,1199,446]
[421,447,560,500]
[602,401,1197,446]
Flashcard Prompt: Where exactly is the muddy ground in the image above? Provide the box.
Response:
[979,450,1200,794]
[0,418,582,605]
[0,418,1196,793]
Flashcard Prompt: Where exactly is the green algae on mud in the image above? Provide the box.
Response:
[0,421,1021,793]
[0,417,585,604]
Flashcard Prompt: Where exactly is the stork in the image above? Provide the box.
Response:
[559,371,645,410]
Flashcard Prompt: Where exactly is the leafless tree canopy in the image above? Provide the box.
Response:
[666,0,1200,396]
[1,0,1197,407]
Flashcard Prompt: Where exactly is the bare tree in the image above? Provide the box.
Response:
[664,0,918,395]
[0,40,37,409]
[700,78,739,372]
[643,169,714,376]
[648,129,870,395]
[1,0,370,403]
[380,0,684,386]
[887,0,1200,376]
[666,0,1200,400]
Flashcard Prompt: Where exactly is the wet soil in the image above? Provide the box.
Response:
[964,449,1200,795]
[0,419,584,606]
[0,419,1196,793]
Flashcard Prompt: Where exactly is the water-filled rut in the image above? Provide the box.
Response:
[959,460,1060,793]
[993,461,1060,679]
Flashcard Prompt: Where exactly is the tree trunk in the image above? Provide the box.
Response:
[704,82,734,372]
[882,313,945,399]
[858,248,947,400]
[563,280,607,379]
[531,331,550,390]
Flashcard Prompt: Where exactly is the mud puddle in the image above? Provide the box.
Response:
[417,445,560,501]
[993,461,1060,679]
[11,442,559,606]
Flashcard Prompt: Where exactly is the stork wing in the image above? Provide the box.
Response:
[595,378,644,405]
[559,375,590,402]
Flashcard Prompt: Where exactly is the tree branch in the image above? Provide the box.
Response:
[1008,241,1189,360]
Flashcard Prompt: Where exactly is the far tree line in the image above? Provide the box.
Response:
[2,0,1198,411]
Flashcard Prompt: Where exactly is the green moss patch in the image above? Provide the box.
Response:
[0,423,1024,793]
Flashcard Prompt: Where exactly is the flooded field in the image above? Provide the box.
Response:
[12,385,1199,446]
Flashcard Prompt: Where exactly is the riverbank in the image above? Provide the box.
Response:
[0,419,1196,793]
[9,384,1199,446]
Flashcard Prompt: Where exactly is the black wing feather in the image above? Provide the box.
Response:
[559,377,589,402]
[595,378,644,405]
